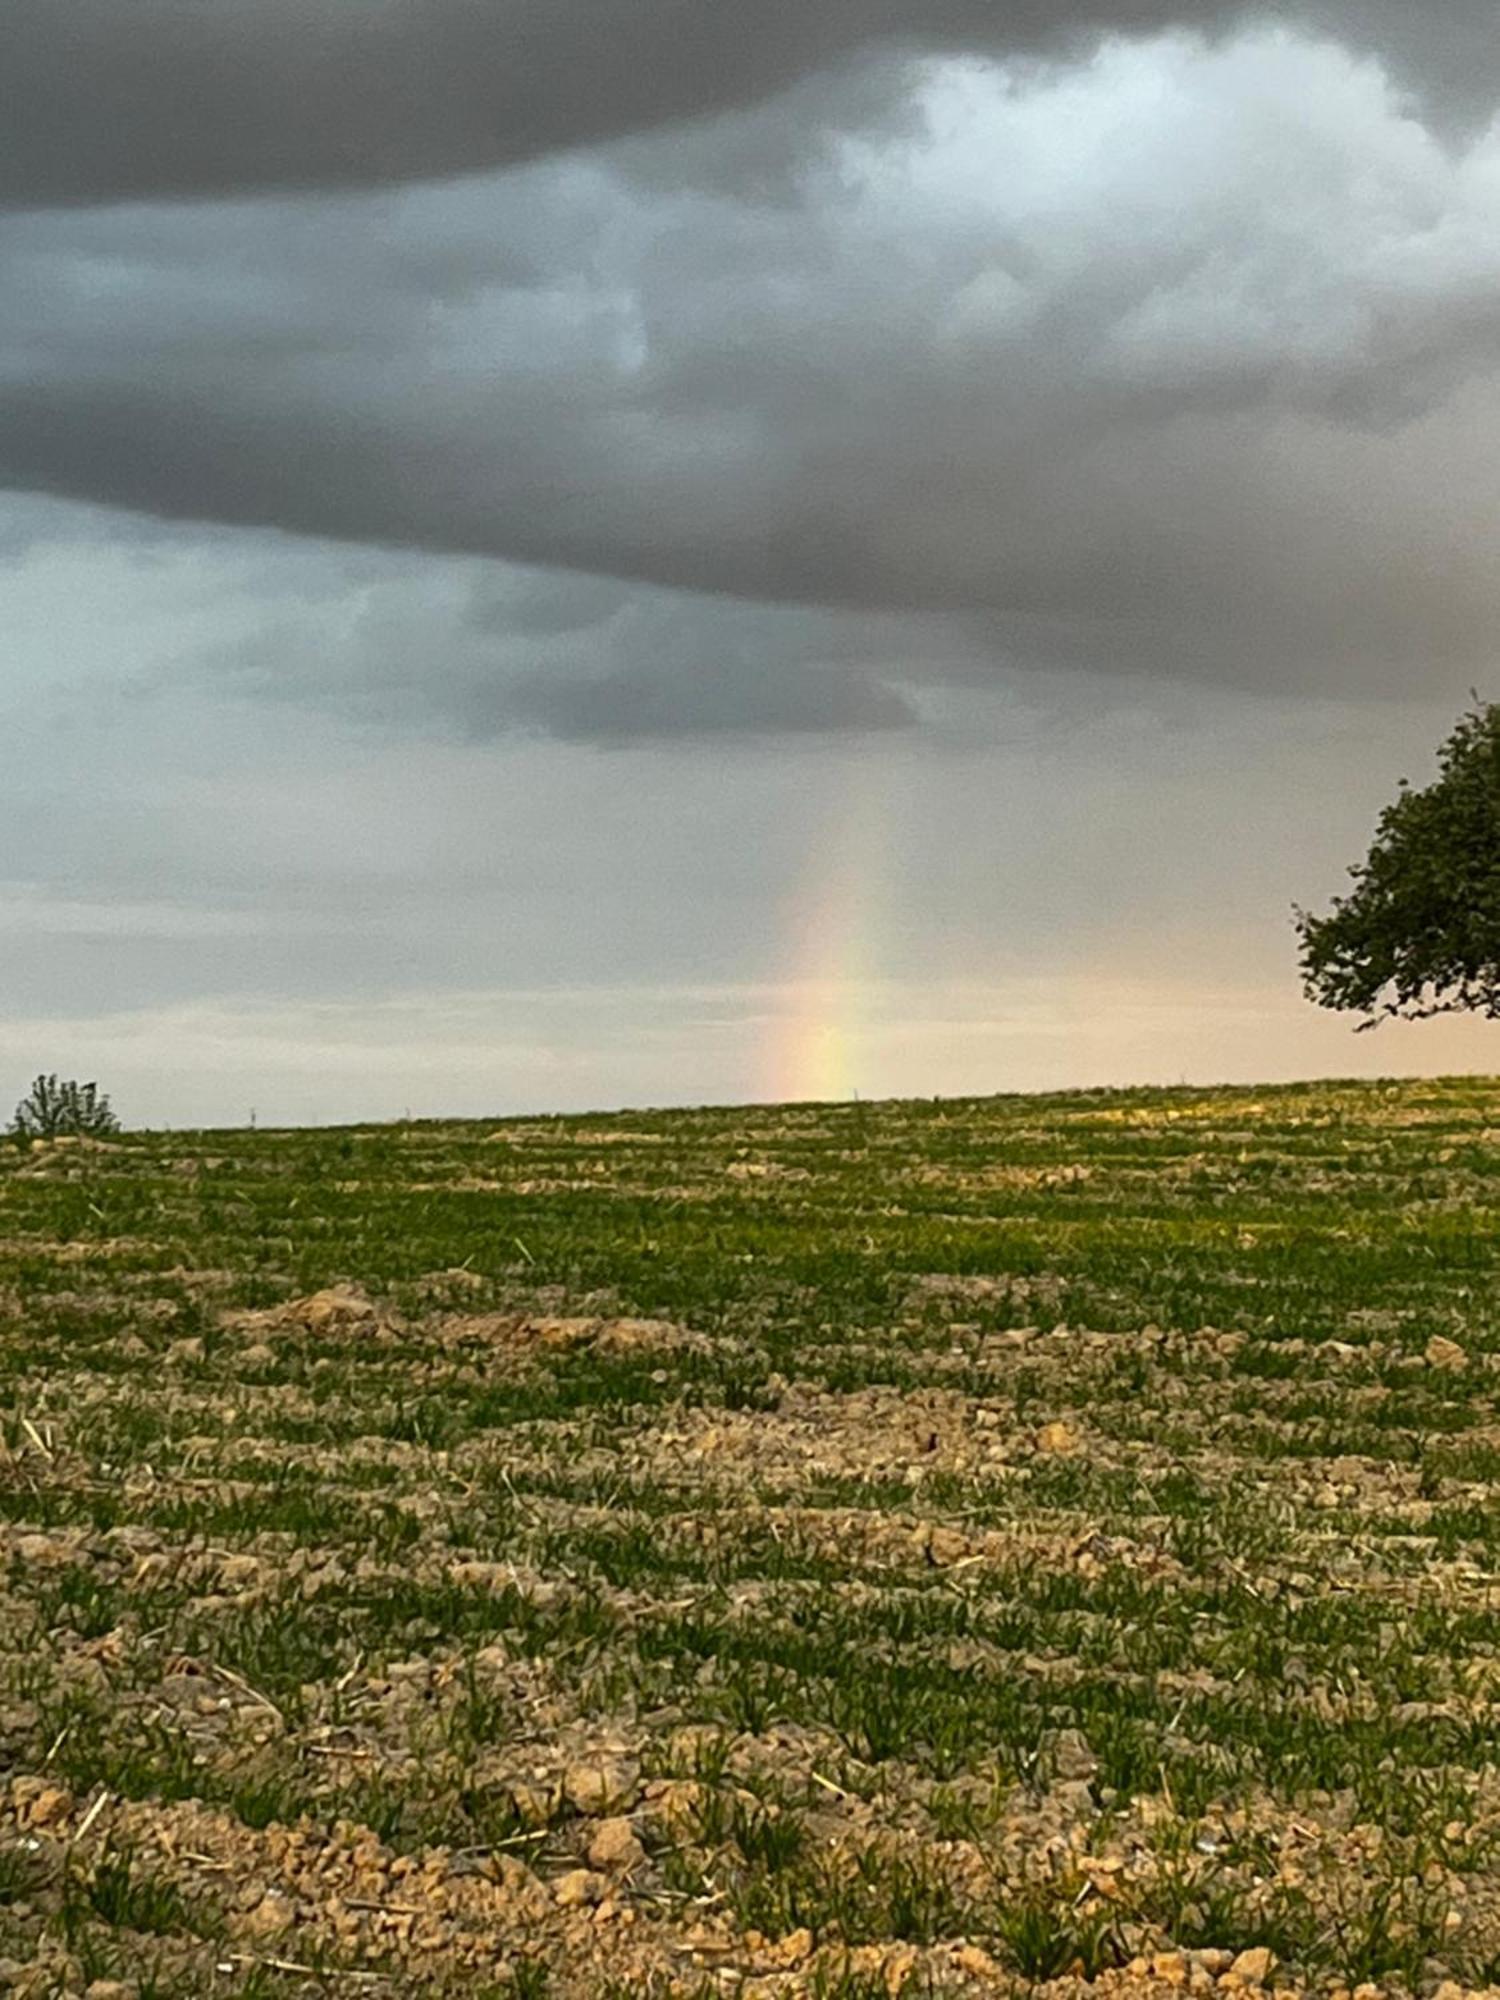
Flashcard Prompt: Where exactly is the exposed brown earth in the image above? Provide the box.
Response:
[2,1080,1500,1996]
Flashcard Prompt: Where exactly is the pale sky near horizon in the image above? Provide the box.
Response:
[3,3,1499,1126]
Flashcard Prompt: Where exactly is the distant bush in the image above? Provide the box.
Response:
[9,1073,121,1140]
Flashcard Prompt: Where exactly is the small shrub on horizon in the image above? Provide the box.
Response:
[9,1072,121,1140]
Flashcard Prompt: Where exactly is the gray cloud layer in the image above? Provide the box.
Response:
[193,552,925,741]
[5,1,1498,210]
[5,28,1500,723]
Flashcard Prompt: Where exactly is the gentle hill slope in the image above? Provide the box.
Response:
[3,1076,1500,1995]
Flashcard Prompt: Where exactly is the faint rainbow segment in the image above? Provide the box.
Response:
[768,756,889,1103]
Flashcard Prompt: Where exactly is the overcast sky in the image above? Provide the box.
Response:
[4,2,1498,1126]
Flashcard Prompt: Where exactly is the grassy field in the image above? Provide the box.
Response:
[3,1077,1500,1999]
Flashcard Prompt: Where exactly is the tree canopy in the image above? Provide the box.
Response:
[1296,701,1500,1027]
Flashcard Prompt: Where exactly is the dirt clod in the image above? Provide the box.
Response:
[563,1758,640,1818]
[586,1816,645,1872]
[1231,1948,1278,1986]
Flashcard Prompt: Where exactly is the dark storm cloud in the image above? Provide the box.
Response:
[0,0,1152,207]
[4,0,1497,210]
[5,28,1500,716]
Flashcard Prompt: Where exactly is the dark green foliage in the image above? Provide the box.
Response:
[508,1962,553,1999]
[10,1072,121,1139]
[1297,700,1500,1025]
[993,1887,1125,1980]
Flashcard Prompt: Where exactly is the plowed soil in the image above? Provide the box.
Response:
[3,1079,1500,1999]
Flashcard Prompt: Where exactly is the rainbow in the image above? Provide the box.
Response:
[768,758,890,1103]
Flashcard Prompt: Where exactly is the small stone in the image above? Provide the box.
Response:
[879,1946,920,1993]
[587,1817,645,1872]
[244,1889,296,1937]
[1152,1952,1188,1985]
[955,1946,1003,1977]
[22,1784,72,1829]
[509,1781,556,1828]
[553,1868,609,1908]
[913,1523,969,1566]
[1231,1948,1277,1986]
[85,1983,138,2000]
[290,1286,378,1335]
[1426,1335,1468,1372]
[1049,1728,1099,1781]
[1036,1421,1079,1456]
[531,1317,600,1352]
[563,1756,640,1817]
[769,1928,815,1967]
[15,1534,71,1568]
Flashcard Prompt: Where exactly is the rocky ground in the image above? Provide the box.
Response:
[3,1079,1500,1998]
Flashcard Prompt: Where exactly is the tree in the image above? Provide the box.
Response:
[1296,700,1500,1028]
[9,1074,121,1140]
